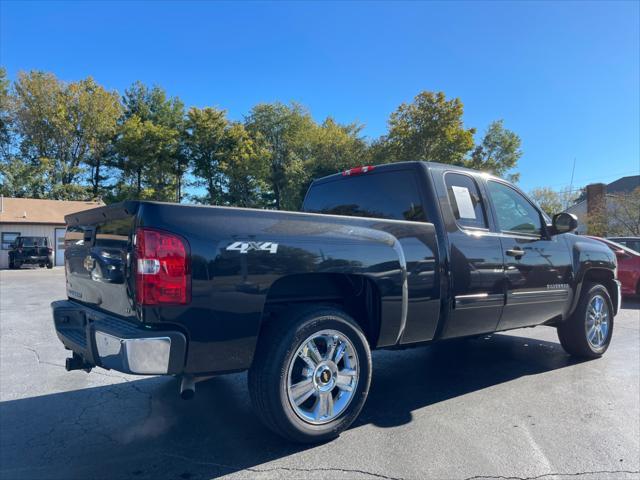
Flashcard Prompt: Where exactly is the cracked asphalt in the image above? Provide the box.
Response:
[1,268,639,480]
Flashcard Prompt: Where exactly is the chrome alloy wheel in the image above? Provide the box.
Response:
[286,329,359,425]
[586,294,610,350]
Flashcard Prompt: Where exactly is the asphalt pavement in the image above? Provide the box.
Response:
[1,268,638,480]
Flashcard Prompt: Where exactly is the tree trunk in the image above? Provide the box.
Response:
[273,183,281,210]
[92,159,101,198]
[208,178,215,205]
[136,168,142,198]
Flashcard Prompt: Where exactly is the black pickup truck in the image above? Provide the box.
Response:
[9,236,54,269]
[52,161,621,443]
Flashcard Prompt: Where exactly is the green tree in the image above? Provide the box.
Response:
[72,79,122,198]
[116,115,180,200]
[299,117,369,201]
[245,102,316,210]
[184,106,228,204]
[0,67,11,158]
[220,123,270,207]
[529,186,579,216]
[307,118,368,179]
[0,156,53,198]
[114,82,185,201]
[467,120,522,179]
[379,91,475,165]
[10,71,120,199]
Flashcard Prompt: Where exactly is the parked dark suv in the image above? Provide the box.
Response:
[8,236,54,269]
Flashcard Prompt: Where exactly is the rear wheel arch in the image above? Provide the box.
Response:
[259,273,382,351]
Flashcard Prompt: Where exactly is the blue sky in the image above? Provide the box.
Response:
[1,1,638,193]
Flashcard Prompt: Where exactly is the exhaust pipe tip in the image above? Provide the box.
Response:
[180,388,195,400]
[179,375,196,400]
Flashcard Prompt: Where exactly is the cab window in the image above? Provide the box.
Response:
[303,170,427,222]
[444,173,488,230]
[487,181,542,236]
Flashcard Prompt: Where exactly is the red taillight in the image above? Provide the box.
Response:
[135,228,191,305]
[342,165,375,176]
[47,248,53,254]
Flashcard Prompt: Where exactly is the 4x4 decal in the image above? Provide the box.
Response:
[226,241,279,254]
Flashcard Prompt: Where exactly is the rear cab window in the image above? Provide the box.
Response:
[303,169,427,222]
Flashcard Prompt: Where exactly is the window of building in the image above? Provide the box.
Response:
[1,232,20,250]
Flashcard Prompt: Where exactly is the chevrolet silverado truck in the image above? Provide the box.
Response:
[52,161,621,443]
[9,236,54,269]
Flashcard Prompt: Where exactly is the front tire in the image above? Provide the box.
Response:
[249,306,372,443]
[557,282,614,358]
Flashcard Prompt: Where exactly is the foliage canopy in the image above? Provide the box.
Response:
[1,69,524,212]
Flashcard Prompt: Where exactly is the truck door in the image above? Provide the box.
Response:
[438,172,505,338]
[485,180,573,330]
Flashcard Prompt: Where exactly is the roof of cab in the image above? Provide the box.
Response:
[310,161,493,186]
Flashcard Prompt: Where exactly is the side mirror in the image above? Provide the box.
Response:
[551,212,578,235]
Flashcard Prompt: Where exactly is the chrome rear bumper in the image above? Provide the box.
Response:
[52,300,186,375]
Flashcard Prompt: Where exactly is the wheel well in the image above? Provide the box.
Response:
[261,273,381,347]
[582,268,618,312]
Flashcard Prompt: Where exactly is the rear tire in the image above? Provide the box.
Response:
[248,306,372,443]
[46,261,53,269]
[557,282,614,358]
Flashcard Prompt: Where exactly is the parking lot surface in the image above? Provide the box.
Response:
[1,268,639,480]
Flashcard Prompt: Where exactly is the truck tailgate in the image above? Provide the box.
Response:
[64,202,139,320]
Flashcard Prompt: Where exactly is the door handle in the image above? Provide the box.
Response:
[506,247,525,257]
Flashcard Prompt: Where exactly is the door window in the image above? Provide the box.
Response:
[444,173,488,229]
[487,181,542,236]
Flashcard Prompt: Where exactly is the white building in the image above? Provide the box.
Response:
[0,197,103,268]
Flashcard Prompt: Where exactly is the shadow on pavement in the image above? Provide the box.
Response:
[0,332,582,479]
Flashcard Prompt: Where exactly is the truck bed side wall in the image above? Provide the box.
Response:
[138,203,439,374]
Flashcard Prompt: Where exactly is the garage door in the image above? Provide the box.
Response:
[55,228,66,266]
